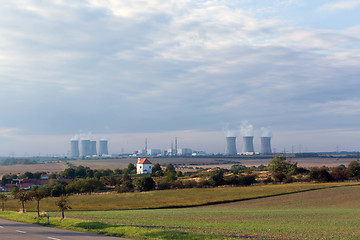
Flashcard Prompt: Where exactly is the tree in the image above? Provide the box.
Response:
[50,182,67,197]
[128,163,136,173]
[15,190,33,213]
[75,165,87,178]
[31,188,48,217]
[61,168,76,179]
[0,194,8,211]
[152,163,162,173]
[66,178,105,194]
[348,161,360,180]
[135,176,156,192]
[208,168,224,186]
[11,186,19,196]
[56,196,72,219]
[268,156,298,179]
[165,164,176,174]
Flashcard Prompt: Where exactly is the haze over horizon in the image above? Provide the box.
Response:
[0,1,360,156]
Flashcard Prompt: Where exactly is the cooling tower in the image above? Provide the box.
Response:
[225,137,237,155]
[80,140,91,157]
[70,140,80,158]
[242,136,254,153]
[90,141,97,156]
[260,137,272,154]
[99,140,108,155]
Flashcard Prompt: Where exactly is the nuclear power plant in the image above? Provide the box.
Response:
[225,137,237,155]
[70,140,80,158]
[70,136,109,158]
[260,137,272,154]
[99,139,109,155]
[242,136,255,153]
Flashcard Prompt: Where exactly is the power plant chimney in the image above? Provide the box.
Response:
[225,137,237,155]
[260,137,272,154]
[99,139,108,156]
[175,137,178,156]
[242,136,254,153]
[70,140,80,158]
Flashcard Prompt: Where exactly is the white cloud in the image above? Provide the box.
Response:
[321,0,360,11]
[0,1,359,154]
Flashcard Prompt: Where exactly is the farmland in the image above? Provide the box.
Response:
[63,185,360,239]
[1,183,360,239]
[1,182,358,211]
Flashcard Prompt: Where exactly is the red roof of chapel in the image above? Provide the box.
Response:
[138,158,152,164]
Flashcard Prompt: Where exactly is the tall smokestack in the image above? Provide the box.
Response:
[225,137,237,155]
[70,140,80,158]
[260,137,272,154]
[145,137,148,156]
[242,136,254,153]
[99,139,108,156]
[175,137,178,156]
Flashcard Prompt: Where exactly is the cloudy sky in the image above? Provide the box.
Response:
[0,0,360,156]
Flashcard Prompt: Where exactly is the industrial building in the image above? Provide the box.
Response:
[260,137,272,154]
[70,137,109,158]
[225,137,237,155]
[242,136,255,154]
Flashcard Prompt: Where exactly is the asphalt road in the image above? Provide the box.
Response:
[0,218,131,240]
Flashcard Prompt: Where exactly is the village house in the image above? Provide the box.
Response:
[137,158,152,174]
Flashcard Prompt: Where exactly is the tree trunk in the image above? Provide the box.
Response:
[37,200,40,217]
[22,201,25,213]
[62,210,64,219]
[1,202,4,211]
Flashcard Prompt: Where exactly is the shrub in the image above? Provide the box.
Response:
[115,180,134,193]
[182,180,198,188]
[156,179,171,190]
[135,176,156,192]
[309,167,333,182]
[331,166,349,181]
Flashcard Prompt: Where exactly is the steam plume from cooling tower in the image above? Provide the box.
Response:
[223,123,237,137]
[260,127,272,137]
[240,120,254,137]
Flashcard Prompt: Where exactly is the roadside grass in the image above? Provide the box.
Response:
[3,181,359,211]
[0,211,226,240]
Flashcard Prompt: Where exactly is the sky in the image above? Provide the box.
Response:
[0,0,360,156]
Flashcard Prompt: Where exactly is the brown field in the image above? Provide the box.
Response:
[69,157,360,172]
[0,156,357,178]
[0,162,68,178]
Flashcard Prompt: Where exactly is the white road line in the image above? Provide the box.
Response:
[48,237,62,240]
[16,230,26,233]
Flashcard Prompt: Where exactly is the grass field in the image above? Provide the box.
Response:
[1,183,360,239]
[63,185,360,239]
[2,182,358,211]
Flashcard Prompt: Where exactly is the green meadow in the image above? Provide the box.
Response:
[2,182,358,211]
[1,182,360,239]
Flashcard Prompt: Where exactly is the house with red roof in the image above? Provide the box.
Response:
[137,158,152,174]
